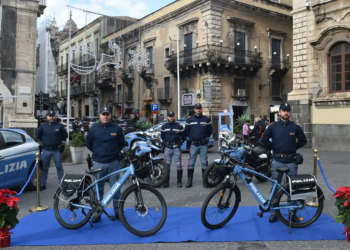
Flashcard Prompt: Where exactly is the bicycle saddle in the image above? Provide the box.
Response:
[86,168,104,175]
[274,165,290,174]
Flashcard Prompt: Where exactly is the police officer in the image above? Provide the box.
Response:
[185,103,213,188]
[161,111,186,188]
[36,110,68,191]
[261,102,307,223]
[86,107,126,223]
[72,118,80,134]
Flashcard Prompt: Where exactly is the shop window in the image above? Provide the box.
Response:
[329,43,350,92]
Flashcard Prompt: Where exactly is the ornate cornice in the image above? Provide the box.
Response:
[177,17,199,27]
[267,27,287,37]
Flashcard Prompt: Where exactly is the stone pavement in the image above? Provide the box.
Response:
[12,143,350,250]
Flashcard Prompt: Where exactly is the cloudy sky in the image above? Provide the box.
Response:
[38,0,176,30]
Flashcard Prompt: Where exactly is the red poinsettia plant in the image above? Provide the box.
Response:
[0,189,20,237]
[334,187,350,234]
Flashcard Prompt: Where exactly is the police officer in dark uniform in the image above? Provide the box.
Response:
[72,118,80,134]
[185,103,213,188]
[86,107,126,223]
[261,102,307,223]
[36,110,68,190]
[161,111,186,188]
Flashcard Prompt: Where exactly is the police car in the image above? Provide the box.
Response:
[0,129,41,190]
[124,119,214,150]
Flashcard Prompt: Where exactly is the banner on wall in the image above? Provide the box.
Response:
[181,93,195,106]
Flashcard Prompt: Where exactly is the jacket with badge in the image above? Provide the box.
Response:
[161,122,186,148]
[86,121,126,163]
[185,114,213,144]
[36,121,68,150]
[261,120,307,163]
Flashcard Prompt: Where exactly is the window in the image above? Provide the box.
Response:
[271,77,281,97]
[117,85,122,102]
[0,131,25,149]
[164,77,170,98]
[271,39,281,69]
[234,31,246,64]
[165,48,170,58]
[330,43,350,92]
[234,78,246,96]
[146,47,153,68]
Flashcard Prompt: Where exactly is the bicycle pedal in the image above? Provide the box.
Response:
[109,216,116,222]
[257,212,263,218]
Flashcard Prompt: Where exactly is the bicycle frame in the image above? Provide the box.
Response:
[71,164,136,210]
[232,164,301,211]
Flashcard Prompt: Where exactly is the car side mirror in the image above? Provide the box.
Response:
[149,129,154,133]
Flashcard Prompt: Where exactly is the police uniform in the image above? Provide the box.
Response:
[261,102,307,222]
[185,103,213,188]
[72,119,80,134]
[86,107,126,222]
[161,112,186,188]
[36,110,68,190]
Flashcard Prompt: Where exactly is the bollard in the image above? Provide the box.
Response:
[29,153,49,212]
[306,149,319,207]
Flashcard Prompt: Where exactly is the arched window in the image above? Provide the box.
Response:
[330,43,350,92]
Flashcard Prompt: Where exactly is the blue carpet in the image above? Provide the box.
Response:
[12,207,344,246]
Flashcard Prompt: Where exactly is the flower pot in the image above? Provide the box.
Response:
[70,146,85,164]
[0,234,10,248]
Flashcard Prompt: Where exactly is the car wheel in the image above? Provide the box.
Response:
[26,161,42,191]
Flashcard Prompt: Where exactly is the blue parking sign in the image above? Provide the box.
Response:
[151,104,159,112]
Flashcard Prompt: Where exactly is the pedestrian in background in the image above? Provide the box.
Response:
[161,112,186,188]
[242,120,250,140]
[185,103,213,188]
[86,107,126,223]
[72,117,80,134]
[36,110,68,191]
[261,102,307,223]
[250,117,262,145]
[259,114,266,129]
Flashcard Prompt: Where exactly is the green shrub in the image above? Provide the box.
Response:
[62,146,71,162]
[233,126,243,134]
[71,133,86,147]
[136,117,153,131]
[236,115,251,128]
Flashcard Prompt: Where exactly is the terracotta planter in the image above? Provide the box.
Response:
[0,234,10,248]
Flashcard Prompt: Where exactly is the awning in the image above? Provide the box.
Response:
[66,75,81,84]
[232,101,248,107]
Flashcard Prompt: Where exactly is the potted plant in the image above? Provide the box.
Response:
[334,186,350,242]
[70,133,86,164]
[0,189,20,248]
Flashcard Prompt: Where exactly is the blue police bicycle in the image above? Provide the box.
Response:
[53,140,167,237]
[201,146,324,232]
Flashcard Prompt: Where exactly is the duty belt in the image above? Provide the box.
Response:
[43,146,59,150]
[274,153,295,158]
[191,138,208,146]
[165,141,181,149]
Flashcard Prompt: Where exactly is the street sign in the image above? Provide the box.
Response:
[203,81,212,105]
[223,109,228,114]
[151,104,159,112]
[205,99,212,107]
[72,102,77,108]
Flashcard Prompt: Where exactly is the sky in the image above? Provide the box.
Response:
[38,0,176,30]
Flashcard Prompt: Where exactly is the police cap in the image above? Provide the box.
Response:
[279,102,291,111]
[194,103,202,109]
[47,110,55,116]
[100,107,111,114]
[167,111,175,117]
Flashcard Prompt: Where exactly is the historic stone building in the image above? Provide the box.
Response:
[101,0,293,139]
[0,0,46,128]
[290,0,350,151]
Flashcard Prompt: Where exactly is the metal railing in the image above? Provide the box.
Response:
[70,84,93,96]
[165,45,263,70]
[157,87,172,100]
[269,59,291,71]
[125,92,133,102]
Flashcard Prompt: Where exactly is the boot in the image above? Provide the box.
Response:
[202,169,206,188]
[177,170,183,188]
[185,169,194,188]
[163,169,170,188]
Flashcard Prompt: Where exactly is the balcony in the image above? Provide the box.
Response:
[95,70,116,88]
[57,64,67,75]
[125,92,134,103]
[232,88,249,99]
[157,87,172,104]
[70,84,93,97]
[164,45,264,77]
[57,55,98,76]
[269,59,291,76]
[139,64,154,81]
[38,0,47,17]
[60,89,67,98]
[113,93,123,106]
[143,89,154,101]
[120,68,134,85]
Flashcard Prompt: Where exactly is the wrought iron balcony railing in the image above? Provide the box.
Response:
[164,45,263,76]
[120,68,134,84]
[70,84,93,96]
[269,59,291,76]
[157,87,172,102]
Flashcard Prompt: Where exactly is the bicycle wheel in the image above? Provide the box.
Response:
[274,184,324,228]
[201,184,240,229]
[146,160,170,188]
[54,188,94,229]
[119,183,167,237]
[203,162,225,188]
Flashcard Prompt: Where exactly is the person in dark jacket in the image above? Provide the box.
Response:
[185,103,213,188]
[72,118,80,134]
[86,107,126,223]
[261,102,307,223]
[259,114,266,129]
[161,111,186,188]
[36,110,68,191]
[251,117,262,145]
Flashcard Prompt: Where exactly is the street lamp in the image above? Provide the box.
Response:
[172,48,174,54]
[196,41,199,47]
[184,44,187,49]
[287,54,290,60]
[254,46,257,52]
[220,40,223,46]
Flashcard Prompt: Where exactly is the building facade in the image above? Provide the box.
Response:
[0,0,46,128]
[101,0,293,139]
[290,0,350,151]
